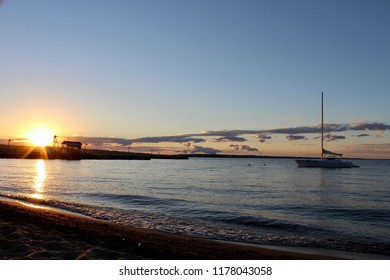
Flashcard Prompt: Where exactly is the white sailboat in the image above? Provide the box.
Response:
[295,92,359,168]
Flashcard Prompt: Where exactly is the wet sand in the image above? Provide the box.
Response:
[0,199,335,260]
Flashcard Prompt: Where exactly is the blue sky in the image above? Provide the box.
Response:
[1,0,389,158]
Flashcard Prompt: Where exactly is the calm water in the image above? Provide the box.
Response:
[1,158,389,258]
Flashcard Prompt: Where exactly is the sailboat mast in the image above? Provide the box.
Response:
[321,92,324,159]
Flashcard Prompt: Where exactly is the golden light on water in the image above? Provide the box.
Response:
[32,160,46,199]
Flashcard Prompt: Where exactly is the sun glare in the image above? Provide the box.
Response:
[27,128,53,147]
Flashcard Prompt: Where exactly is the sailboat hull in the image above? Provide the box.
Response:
[295,159,359,168]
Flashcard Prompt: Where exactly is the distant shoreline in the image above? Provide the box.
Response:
[0,144,385,160]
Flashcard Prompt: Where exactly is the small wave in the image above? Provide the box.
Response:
[262,204,390,224]
[86,192,188,207]
[220,214,320,234]
[319,207,390,223]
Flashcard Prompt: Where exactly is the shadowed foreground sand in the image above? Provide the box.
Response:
[0,200,335,260]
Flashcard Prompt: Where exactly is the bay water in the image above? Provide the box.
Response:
[1,158,389,258]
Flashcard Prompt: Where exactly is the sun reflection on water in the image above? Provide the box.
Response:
[32,160,46,199]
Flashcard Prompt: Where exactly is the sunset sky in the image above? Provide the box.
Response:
[1,0,389,158]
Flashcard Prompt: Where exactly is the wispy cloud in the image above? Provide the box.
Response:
[352,143,390,150]
[191,146,220,154]
[129,135,206,144]
[349,122,390,131]
[355,133,370,137]
[229,144,240,151]
[69,136,133,146]
[286,135,308,141]
[350,143,390,158]
[240,145,260,153]
[266,122,390,135]
[228,144,260,153]
[214,136,247,142]
[314,134,347,141]
[324,134,346,141]
[255,134,272,143]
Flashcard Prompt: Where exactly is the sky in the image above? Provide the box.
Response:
[1,0,389,158]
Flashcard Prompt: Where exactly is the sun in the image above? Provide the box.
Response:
[27,128,54,147]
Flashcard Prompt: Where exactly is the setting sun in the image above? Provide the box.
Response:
[27,128,54,147]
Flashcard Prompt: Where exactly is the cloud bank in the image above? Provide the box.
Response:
[64,121,389,154]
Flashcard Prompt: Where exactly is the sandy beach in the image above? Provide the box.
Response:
[0,199,336,260]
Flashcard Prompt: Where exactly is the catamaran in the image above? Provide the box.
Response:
[295,92,359,168]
